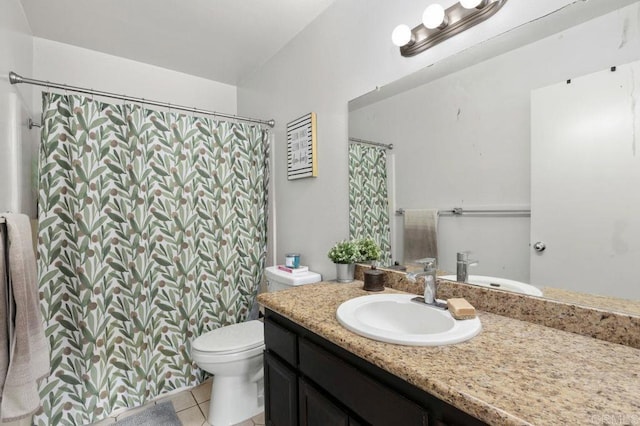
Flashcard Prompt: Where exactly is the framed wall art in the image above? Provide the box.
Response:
[287,112,317,180]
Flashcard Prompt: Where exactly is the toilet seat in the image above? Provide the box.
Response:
[192,320,264,355]
[192,343,265,365]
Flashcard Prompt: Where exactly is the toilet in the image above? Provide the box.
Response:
[191,266,321,426]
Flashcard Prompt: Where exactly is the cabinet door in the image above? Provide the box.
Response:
[265,351,297,426]
[299,378,349,426]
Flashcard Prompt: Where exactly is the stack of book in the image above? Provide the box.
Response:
[277,265,309,274]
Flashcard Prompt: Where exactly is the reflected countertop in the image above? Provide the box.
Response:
[258,282,640,426]
[542,286,640,317]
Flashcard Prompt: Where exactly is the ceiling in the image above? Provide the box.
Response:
[19,0,337,85]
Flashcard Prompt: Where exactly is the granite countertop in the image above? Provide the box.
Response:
[257,282,640,426]
[542,287,640,317]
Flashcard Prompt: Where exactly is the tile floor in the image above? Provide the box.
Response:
[92,378,265,426]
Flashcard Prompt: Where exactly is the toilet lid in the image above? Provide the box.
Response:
[192,320,264,354]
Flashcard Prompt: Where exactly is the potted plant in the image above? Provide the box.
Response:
[327,240,359,282]
[328,238,382,282]
[356,238,382,265]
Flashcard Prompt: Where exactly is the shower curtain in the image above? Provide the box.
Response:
[34,92,269,425]
[348,143,392,265]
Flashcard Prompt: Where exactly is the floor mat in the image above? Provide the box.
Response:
[116,401,182,426]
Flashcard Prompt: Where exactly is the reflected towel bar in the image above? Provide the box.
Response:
[349,137,393,150]
[395,208,531,216]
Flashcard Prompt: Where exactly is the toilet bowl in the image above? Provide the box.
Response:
[192,266,321,425]
[191,320,265,426]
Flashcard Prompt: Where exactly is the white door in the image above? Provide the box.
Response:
[530,60,640,299]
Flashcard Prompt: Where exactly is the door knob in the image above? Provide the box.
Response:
[533,241,546,252]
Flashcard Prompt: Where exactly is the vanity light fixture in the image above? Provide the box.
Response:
[392,0,508,56]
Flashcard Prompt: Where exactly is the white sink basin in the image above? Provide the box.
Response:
[336,294,481,346]
[439,275,543,297]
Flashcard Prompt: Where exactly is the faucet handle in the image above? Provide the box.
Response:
[413,257,436,270]
[456,252,470,261]
[456,252,478,264]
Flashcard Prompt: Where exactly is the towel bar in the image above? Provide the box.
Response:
[395,207,531,216]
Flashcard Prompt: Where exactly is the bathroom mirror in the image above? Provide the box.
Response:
[348,1,640,315]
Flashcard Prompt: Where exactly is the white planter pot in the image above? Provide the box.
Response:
[335,263,355,283]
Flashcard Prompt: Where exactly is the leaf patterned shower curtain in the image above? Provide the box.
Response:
[34,92,269,425]
[348,143,392,265]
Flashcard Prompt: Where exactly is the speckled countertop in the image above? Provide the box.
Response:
[542,287,640,317]
[258,282,640,426]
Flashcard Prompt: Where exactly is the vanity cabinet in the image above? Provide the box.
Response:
[263,309,486,426]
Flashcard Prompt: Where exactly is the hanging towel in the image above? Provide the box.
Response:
[0,214,49,422]
[0,225,8,406]
[403,209,438,263]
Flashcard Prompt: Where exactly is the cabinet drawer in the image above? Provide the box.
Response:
[265,318,298,366]
[299,339,428,426]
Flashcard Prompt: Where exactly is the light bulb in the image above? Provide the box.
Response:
[391,24,413,47]
[422,4,448,30]
[460,0,487,9]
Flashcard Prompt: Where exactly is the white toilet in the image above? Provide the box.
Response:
[191,266,321,426]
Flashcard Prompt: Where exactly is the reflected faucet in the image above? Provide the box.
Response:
[406,258,439,306]
[456,252,478,283]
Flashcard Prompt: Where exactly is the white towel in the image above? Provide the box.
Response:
[0,214,50,422]
[403,209,438,263]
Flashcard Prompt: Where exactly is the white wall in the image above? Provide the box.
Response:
[0,0,36,216]
[350,3,640,283]
[33,38,237,117]
[237,0,639,280]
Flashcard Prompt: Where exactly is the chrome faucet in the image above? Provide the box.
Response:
[456,252,478,283]
[406,258,440,306]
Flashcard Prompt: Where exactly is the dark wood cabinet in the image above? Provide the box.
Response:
[264,351,297,426]
[263,309,486,426]
[299,378,350,426]
[298,339,427,425]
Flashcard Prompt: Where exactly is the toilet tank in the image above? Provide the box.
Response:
[264,266,322,292]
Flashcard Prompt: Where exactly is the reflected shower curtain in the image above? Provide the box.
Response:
[348,143,392,265]
[35,93,269,425]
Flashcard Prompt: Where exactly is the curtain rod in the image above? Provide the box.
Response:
[349,137,393,150]
[9,71,275,128]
